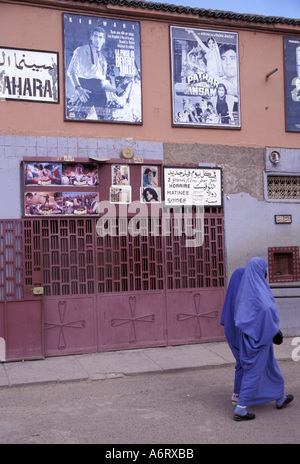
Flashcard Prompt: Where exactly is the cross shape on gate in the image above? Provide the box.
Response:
[176,293,218,339]
[45,300,86,350]
[111,296,155,344]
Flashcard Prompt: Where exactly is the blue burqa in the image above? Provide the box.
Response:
[221,268,245,394]
[234,258,284,406]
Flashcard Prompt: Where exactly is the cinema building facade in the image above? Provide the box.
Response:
[1,0,300,361]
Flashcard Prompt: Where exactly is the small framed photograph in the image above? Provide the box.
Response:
[140,187,161,203]
[110,185,132,204]
[142,166,159,188]
[112,164,130,186]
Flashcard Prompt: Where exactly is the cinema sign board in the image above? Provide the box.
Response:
[164,167,223,207]
[0,47,59,103]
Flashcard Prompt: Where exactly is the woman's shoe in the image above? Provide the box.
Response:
[234,412,256,421]
[276,394,294,410]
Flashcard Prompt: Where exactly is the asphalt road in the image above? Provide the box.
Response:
[0,360,298,445]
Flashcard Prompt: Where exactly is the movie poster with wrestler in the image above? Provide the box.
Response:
[170,26,240,128]
[63,13,142,124]
[24,161,99,187]
[24,162,61,186]
[61,163,99,186]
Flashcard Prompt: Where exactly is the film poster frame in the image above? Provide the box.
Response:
[170,26,241,129]
[63,13,142,125]
[284,36,300,132]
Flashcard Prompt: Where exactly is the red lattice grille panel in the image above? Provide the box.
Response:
[1,209,225,300]
[24,218,95,297]
[0,220,23,300]
[96,218,164,293]
[165,208,225,290]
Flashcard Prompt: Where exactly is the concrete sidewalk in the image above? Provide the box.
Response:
[0,338,294,388]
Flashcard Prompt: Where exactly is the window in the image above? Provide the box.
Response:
[267,175,300,200]
[268,246,300,283]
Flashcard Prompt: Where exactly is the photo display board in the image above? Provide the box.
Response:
[109,164,161,204]
[63,13,142,124]
[23,159,163,216]
[170,26,240,129]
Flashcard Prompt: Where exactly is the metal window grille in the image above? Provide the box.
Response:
[0,210,225,301]
[96,217,164,293]
[24,218,95,297]
[0,220,24,300]
[165,208,225,290]
[267,175,300,200]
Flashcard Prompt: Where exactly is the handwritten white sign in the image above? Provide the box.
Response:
[164,167,222,207]
[0,47,59,102]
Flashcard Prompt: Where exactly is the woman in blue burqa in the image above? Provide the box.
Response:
[233,257,293,421]
[221,267,245,405]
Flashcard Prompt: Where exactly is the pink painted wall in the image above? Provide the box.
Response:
[1,1,300,149]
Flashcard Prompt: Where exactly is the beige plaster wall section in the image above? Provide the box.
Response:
[163,143,265,201]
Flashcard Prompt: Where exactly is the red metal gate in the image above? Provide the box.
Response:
[95,217,166,352]
[0,209,226,360]
[24,218,98,357]
[165,209,226,345]
[0,220,44,362]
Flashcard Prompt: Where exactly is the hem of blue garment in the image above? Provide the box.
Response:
[238,391,285,407]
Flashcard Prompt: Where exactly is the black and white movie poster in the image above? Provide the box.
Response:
[284,37,300,132]
[63,13,142,124]
[0,47,58,103]
[170,26,240,128]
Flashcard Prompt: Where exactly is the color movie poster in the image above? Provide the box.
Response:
[61,163,98,186]
[63,13,142,124]
[0,47,58,103]
[25,191,99,216]
[24,162,61,186]
[170,26,240,128]
[284,37,300,132]
[24,161,99,186]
